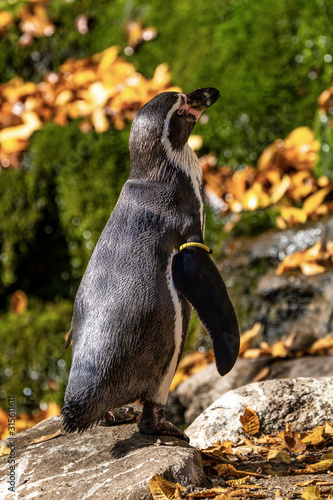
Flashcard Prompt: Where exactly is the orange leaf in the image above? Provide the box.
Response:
[239,407,260,436]
[10,290,28,315]
[302,186,332,215]
[28,429,62,446]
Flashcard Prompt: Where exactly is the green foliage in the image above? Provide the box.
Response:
[27,121,130,283]
[0,121,130,308]
[0,300,72,413]
[313,111,333,180]
[231,209,279,237]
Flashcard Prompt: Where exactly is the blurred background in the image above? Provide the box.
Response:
[0,0,333,432]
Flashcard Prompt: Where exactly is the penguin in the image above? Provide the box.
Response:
[62,88,240,441]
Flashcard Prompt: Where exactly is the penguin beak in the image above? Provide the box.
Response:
[185,87,220,111]
[178,88,220,120]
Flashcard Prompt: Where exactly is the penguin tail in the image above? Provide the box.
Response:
[61,396,100,433]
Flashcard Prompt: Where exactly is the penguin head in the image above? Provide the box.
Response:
[129,88,220,176]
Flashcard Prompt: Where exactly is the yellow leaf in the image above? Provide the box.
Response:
[267,449,291,464]
[0,445,11,457]
[284,127,316,149]
[186,488,228,498]
[270,174,291,204]
[225,476,250,486]
[317,176,330,187]
[0,111,42,142]
[149,474,185,500]
[239,323,262,355]
[239,407,260,436]
[301,485,322,500]
[324,422,333,436]
[302,186,332,215]
[301,426,325,446]
[307,459,333,473]
[243,188,259,211]
[0,11,14,30]
[309,335,333,356]
[271,341,289,358]
[299,262,326,276]
[214,463,250,479]
[280,206,307,225]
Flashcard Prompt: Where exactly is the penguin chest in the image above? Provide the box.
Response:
[154,249,185,404]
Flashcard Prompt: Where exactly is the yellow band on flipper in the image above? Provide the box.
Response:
[178,242,213,254]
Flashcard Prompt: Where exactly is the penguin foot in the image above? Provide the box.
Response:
[138,403,189,443]
[99,406,140,426]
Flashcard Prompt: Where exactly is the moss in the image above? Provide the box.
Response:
[0,121,130,308]
[313,111,333,180]
[231,209,279,237]
[0,300,72,413]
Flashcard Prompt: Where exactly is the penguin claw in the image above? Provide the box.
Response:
[99,406,140,426]
[137,403,190,442]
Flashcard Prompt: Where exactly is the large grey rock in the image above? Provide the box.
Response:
[175,355,333,425]
[220,215,333,343]
[0,413,204,500]
[176,357,270,424]
[187,377,333,449]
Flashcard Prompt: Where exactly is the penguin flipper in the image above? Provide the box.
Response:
[172,247,240,376]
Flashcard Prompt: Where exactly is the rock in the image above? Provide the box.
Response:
[186,377,333,449]
[220,215,333,343]
[174,355,333,425]
[266,355,333,379]
[0,412,204,500]
[175,357,270,424]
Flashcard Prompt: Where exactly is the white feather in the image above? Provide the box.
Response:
[155,250,183,404]
[161,96,205,232]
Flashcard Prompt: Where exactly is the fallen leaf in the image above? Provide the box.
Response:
[214,463,250,479]
[302,186,332,215]
[300,262,326,276]
[280,430,306,453]
[149,474,185,500]
[0,445,11,457]
[252,366,270,383]
[301,485,322,500]
[239,323,262,355]
[270,174,291,203]
[28,429,62,445]
[240,407,260,436]
[306,459,333,473]
[267,449,291,464]
[324,422,333,436]
[186,488,228,498]
[225,476,251,486]
[279,206,307,225]
[301,426,325,446]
